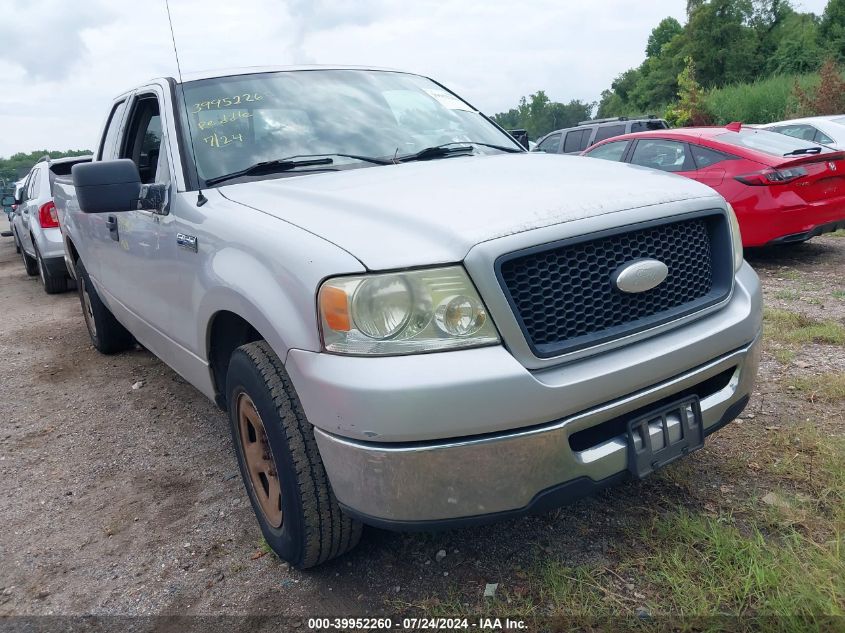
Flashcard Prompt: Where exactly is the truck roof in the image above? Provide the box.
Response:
[168,64,409,84]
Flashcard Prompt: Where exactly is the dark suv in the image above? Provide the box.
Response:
[533,116,670,155]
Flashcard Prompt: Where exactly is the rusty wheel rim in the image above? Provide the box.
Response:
[237,392,283,528]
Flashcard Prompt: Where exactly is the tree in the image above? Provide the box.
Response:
[665,57,713,126]
[0,149,91,183]
[492,92,594,139]
[683,0,761,87]
[769,12,823,74]
[646,17,683,57]
[820,0,845,61]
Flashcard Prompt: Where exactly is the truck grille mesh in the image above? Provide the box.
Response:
[497,215,729,357]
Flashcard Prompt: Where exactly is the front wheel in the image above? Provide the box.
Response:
[226,341,362,569]
[75,258,134,354]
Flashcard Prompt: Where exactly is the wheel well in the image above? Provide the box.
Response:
[208,311,262,409]
[65,236,80,264]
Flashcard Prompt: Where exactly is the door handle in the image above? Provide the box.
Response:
[106,215,119,242]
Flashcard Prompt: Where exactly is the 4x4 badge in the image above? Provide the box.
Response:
[829,162,837,171]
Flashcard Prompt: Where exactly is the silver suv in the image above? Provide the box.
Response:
[535,116,670,155]
[13,155,91,293]
[57,67,761,568]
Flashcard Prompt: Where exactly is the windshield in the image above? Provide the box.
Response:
[716,128,833,157]
[179,69,520,184]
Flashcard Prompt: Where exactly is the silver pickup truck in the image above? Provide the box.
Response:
[56,66,762,569]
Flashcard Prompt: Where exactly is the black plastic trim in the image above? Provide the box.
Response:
[494,209,733,358]
[343,393,750,533]
[765,220,845,245]
[41,255,68,277]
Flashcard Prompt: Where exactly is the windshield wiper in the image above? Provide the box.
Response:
[396,145,475,163]
[458,141,523,153]
[281,153,393,166]
[784,147,822,156]
[205,157,335,186]
[396,141,522,163]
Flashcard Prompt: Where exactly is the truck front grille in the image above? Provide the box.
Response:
[496,212,732,358]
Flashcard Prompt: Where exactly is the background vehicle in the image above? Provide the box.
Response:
[57,66,759,569]
[533,116,669,154]
[758,115,845,150]
[12,155,91,292]
[582,124,845,247]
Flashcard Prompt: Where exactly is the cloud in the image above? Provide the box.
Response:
[0,0,832,156]
[0,0,116,80]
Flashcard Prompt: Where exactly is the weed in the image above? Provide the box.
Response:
[764,308,845,345]
[791,373,845,403]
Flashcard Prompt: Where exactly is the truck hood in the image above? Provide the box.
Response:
[220,152,721,270]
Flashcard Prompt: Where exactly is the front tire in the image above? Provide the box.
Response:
[75,258,134,354]
[35,246,68,294]
[226,341,362,569]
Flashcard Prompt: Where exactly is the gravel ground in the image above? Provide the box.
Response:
[1,214,843,619]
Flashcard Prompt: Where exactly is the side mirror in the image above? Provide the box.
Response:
[508,129,530,150]
[1,195,14,207]
[72,159,141,214]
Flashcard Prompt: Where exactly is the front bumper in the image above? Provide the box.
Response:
[313,332,760,526]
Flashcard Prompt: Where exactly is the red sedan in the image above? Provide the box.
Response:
[582,124,845,247]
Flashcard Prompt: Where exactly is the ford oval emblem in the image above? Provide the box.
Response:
[612,258,669,293]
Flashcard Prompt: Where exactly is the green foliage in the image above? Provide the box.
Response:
[646,17,683,57]
[597,0,835,121]
[768,12,824,75]
[705,72,819,123]
[0,149,91,184]
[492,91,594,140]
[665,57,712,126]
[684,0,761,88]
[821,0,845,61]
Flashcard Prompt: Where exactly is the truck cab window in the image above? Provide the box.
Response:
[121,97,163,184]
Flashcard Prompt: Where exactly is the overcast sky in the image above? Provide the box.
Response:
[0,0,829,157]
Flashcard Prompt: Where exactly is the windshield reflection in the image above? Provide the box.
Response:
[180,69,520,184]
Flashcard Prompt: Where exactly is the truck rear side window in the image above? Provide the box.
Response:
[99,100,128,161]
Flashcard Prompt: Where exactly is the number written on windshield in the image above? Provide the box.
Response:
[191,93,263,113]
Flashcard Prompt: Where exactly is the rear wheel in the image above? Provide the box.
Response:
[75,258,134,354]
[35,246,68,294]
[21,243,38,276]
[226,341,362,569]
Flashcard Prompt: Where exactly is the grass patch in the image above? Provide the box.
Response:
[764,308,845,346]
[771,347,797,365]
[829,229,845,238]
[634,509,844,621]
[791,373,845,403]
[704,73,820,125]
[536,431,845,626]
[773,290,800,301]
[832,290,845,300]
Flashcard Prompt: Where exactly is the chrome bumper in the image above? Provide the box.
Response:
[314,333,761,526]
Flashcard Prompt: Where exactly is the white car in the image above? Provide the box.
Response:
[758,115,845,150]
[12,155,91,293]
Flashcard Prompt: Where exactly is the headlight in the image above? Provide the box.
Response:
[726,202,744,272]
[318,266,500,355]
